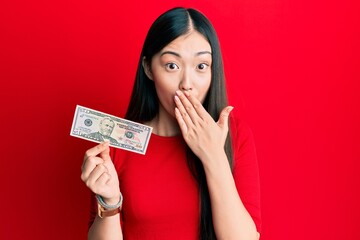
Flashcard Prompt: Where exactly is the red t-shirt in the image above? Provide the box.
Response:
[89,116,262,239]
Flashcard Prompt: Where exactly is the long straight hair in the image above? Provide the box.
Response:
[125,7,233,239]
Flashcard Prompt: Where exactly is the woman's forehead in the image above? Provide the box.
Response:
[161,31,211,55]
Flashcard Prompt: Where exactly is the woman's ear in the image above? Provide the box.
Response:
[142,57,153,80]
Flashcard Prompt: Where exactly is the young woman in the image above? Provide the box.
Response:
[81,7,261,240]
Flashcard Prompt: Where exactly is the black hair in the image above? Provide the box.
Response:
[125,7,233,240]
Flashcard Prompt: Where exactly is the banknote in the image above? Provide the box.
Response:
[70,105,152,154]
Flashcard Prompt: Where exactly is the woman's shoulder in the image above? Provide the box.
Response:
[229,115,254,144]
[229,115,257,165]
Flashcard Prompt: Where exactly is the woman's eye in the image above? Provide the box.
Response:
[197,63,209,70]
[165,63,179,70]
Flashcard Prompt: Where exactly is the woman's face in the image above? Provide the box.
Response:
[147,30,212,119]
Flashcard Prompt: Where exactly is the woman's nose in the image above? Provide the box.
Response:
[179,70,193,91]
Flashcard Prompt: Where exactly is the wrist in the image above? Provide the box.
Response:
[202,149,227,165]
[103,193,121,206]
[202,150,228,172]
[96,193,123,218]
[96,192,123,210]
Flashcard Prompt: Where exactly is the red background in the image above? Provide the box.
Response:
[1,0,359,239]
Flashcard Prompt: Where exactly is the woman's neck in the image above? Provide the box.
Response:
[145,106,180,137]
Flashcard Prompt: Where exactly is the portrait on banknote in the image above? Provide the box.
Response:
[85,117,119,144]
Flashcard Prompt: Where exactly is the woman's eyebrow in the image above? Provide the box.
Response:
[160,50,212,57]
[160,51,181,57]
[196,51,212,56]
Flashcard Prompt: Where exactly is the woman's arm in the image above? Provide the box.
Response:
[88,214,122,240]
[202,151,259,240]
[81,141,123,240]
[174,90,260,240]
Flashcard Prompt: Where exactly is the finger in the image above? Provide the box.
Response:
[81,156,104,181]
[183,91,209,120]
[85,164,108,188]
[175,107,188,135]
[175,90,201,124]
[174,92,196,127]
[96,171,111,186]
[99,142,111,163]
[217,106,234,129]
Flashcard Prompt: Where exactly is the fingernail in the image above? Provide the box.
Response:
[228,106,234,112]
[174,95,180,102]
[176,90,182,96]
[103,139,110,145]
[175,107,180,114]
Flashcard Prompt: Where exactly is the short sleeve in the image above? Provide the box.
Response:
[230,116,262,233]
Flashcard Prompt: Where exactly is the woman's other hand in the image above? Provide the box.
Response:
[174,90,233,164]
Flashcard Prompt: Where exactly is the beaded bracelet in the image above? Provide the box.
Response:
[96,193,123,210]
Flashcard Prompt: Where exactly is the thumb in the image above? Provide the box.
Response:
[99,140,111,162]
[217,106,234,129]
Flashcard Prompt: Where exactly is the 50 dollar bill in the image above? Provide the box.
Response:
[70,105,152,154]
